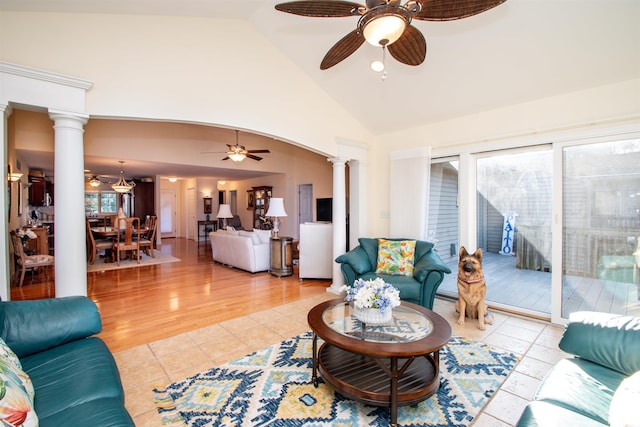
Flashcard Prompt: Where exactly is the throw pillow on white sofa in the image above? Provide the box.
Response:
[239,230,260,245]
[253,229,271,244]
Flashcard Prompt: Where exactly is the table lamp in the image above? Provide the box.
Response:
[216,204,233,229]
[265,198,287,238]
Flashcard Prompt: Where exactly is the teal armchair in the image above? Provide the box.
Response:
[336,237,451,310]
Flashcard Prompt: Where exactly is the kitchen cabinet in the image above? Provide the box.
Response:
[28,176,53,206]
[134,181,155,218]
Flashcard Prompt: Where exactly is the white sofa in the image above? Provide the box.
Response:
[209,229,270,273]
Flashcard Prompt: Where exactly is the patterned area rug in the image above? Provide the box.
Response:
[153,333,519,426]
[87,251,180,272]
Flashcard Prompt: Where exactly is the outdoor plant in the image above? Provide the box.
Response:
[341,278,401,314]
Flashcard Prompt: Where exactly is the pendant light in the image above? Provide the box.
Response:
[111,161,136,193]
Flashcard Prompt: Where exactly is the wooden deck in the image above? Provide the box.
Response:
[438,252,640,318]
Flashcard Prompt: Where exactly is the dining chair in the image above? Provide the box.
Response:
[86,218,113,264]
[139,215,157,258]
[112,217,141,265]
[10,230,54,287]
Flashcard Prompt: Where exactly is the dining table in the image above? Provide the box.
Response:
[90,226,119,263]
[90,226,119,239]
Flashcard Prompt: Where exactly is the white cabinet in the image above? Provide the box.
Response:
[299,222,333,279]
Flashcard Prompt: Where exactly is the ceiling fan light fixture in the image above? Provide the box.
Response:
[370,59,385,72]
[359,6,412,47]
[89,176,101,187]
[228,152,246,162]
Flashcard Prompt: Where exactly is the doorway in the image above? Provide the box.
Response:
[298,184,313,226]
[160,189,176,238]
[186,188,196,240]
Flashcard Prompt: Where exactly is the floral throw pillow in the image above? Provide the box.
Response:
[375,239,416,276]
[0,342,38,426]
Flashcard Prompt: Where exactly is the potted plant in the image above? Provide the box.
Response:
[341,278,401,325]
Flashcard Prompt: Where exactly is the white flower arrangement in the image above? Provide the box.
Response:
[16,228,37,244]
[341,277,401,314]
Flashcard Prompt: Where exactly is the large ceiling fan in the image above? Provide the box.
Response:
[202,130,271,162]
[275,0,507,70]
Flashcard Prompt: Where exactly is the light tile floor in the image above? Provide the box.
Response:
[117,294,567,426]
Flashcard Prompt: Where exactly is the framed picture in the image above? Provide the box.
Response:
[203,197,212,214]
[247,190,254,209]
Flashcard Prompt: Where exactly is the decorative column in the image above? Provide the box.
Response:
[0,102,12,301]
[348,159,368,251]
[327,157,349,294]
[49,110,89,297]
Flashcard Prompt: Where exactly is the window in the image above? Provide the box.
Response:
[85,192,117,214]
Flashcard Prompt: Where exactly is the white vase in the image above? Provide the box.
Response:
[353,306,392,325]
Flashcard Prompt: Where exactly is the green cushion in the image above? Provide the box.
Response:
[21,338,125,422]
[516,400,607,427]
[358,273,422,304]
[335,246,372,274]
[533,358,624,425]
[559,311,640,376]
[358,238,379,270]
[414,249,452,282]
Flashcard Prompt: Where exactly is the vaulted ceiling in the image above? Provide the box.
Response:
[3,0,639,178]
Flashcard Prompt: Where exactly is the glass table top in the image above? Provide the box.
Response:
[321,302,434,344]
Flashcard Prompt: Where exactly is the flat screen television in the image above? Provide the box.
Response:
[316,198,332,222]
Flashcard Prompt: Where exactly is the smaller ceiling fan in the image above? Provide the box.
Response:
[202,130,271,162]
[275,0,507,70]
[86,175,103,187]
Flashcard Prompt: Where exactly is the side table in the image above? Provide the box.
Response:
[197,220,218,242]
[270,236,293,277]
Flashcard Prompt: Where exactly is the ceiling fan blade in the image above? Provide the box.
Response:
[247,149,271,154]
[221,156,231,161]
[415,0,506,21]
[246,154,264,161]
[275,1,363,17]
[388,25,426,66]
[320,29,365,70]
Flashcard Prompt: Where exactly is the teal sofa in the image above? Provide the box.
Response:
[335,237,451,309]
[0,296,135,426]
[516,311,640,427]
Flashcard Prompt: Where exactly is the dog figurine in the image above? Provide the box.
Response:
[455,246,493,330]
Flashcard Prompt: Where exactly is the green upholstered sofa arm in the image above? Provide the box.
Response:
[420,270,447,310]
[414,249,452,282]
[559,311,640,376]
[0,296,102,358]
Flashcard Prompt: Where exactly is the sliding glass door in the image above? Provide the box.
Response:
[432,131,640,321]
[475,149,553,315]
[561,138,640,318]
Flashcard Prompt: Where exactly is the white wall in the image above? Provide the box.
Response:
[368,79,640,236]
[0,11,371,154]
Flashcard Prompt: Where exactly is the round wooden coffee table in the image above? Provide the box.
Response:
[308,298,451,427]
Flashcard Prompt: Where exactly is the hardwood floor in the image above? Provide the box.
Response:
[10,238,332,352]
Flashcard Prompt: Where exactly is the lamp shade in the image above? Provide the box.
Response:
[363,15,407,46]
[216,204,233,219]
[266,198,287,217]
